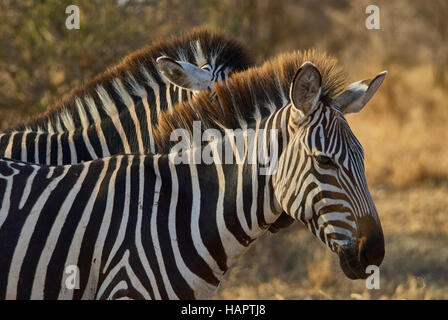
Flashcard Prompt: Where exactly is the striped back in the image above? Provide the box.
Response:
[1,28,253,159]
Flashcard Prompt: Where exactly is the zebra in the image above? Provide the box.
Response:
[0,27,253,163]
[0,27,292,234]
[0,51,386,299]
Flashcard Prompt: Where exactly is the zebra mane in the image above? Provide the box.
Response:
[10,26,253,133]
[154,49,347,152]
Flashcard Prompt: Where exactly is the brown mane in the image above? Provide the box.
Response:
[12,26,253,132]
[155,50,347,152]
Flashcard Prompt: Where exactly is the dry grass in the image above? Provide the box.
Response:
[351,64,448,188]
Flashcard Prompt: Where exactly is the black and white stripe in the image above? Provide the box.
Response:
[0,29,252,165]
[0,59,386,299]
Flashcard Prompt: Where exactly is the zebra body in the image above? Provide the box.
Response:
[0,53,387,299]
[0,125,283,299]
[0,153,225,299]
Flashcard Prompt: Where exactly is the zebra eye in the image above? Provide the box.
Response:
[315,155,336,168]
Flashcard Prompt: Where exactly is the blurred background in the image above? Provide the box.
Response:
[0,0,447,299]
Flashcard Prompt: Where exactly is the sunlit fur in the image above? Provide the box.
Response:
[11,27,253,133]
[155,49,346,151]
[0,28,253,164]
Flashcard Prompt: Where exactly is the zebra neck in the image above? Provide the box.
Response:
[148,108,294,293]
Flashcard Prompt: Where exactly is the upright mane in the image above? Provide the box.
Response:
[155,50,347,152]
[11,27,253,132]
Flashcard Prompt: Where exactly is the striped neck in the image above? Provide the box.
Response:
[156,106,296,289]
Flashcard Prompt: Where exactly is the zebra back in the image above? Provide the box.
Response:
[5,27,253,135]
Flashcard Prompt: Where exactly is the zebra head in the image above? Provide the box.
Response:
[156,56,226,94]
[273,62,387,280]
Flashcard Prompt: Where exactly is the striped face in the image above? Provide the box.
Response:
[275,103,383,278]
[273,62,386,279]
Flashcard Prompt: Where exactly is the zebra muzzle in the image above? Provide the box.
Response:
[337,241,369,280]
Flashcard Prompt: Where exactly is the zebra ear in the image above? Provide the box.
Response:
[335,71,387,114]
[290,61,322,117]
[156,56,213,90]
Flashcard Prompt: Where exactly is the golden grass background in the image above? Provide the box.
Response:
[1,0,447,299]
